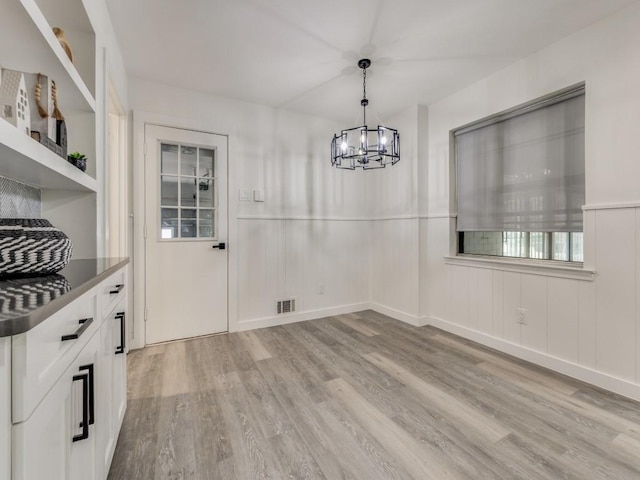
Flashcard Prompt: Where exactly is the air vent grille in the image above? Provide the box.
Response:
[276,298,296,314]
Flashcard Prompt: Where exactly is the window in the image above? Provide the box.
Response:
[159,143,216,239]
[454,84,585,262]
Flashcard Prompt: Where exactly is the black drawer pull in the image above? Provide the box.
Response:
[79,364,95,425]
[109,284,125,295]
[72,372,89,442]
[115,311,126,354]
[61,317,93,341]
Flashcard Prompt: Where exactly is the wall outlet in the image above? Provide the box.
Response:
[517,307,527,325]
[239,189,251,201]
[318,283,325,295]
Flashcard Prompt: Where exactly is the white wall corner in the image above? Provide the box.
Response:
[370,303,428,327]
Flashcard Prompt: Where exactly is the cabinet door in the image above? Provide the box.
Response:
[97,303,128,476]
[112,305,127,430]
[12,332,100,480]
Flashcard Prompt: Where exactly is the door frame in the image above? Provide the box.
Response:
[132,111,238,349]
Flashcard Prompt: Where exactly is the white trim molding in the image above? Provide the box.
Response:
[236,215,371,222]
[369,303,427,327]
[582,202,640,211]
[419,213,457,220]
[444,255,595,281]
[234,302,370,332]
[425,315,640,402]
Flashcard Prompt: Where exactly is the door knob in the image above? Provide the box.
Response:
[212,242,226,250]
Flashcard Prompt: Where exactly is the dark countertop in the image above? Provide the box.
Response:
[0,257,129,337]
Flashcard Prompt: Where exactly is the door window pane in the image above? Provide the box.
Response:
[180,146,197,176]
[161,176,178,206]
[180,218,197,238]
[199,148,215,177]
[198,181,214,208]
[199,209,215,238]
[161,144,179,175]
[180,178,197,207]
[161,208,178,239]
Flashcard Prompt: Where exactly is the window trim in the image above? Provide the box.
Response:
[444,254,595,281]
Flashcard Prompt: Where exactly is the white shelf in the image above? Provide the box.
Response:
[0,0,95,113]
[0,119,97,192]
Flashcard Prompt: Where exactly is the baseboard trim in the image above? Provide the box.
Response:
[425,315,640,402]
[235,302,370,331]
[369,303,427,327]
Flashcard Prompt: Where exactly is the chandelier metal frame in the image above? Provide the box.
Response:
[331,58,400,170]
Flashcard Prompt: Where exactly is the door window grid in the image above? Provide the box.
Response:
[159,143,216,239]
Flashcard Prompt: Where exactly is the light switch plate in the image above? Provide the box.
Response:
[253,189,264,202]
[239,189,251,201]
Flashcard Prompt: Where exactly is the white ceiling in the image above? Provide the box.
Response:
[106,0,636,123]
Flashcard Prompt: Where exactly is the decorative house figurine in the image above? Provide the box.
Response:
[0,69,31,136]
[24,72,56,142]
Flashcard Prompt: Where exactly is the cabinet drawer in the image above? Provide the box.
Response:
[12,290,98,423]
[101,269,126,318]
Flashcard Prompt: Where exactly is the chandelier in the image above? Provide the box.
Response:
[331,58,400,169]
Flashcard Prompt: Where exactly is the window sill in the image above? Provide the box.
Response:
[444,255,595,281]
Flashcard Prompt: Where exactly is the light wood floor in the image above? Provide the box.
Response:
[108,310,640,480]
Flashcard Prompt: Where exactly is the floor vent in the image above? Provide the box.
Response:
[276,298,296,314]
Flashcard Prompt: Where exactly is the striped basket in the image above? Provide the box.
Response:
[0,219,73,278]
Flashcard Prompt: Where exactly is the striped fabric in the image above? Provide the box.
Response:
[0,219,72,277]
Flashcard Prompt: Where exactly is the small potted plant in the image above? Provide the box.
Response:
[68,151,87,172]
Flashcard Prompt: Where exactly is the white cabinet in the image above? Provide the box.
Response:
[9,265,128,480]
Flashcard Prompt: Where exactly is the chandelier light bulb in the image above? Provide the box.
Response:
[381,136,387,145]
[341,141,348,151]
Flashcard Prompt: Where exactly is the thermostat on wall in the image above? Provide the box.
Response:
[253,189,264,202]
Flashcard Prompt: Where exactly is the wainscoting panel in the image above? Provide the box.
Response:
[419,206,640,399]
[520,274,548,353]
[370,219,419,319]
[237,218,369,328]
[547,277,580,364]
[594,208,636,382]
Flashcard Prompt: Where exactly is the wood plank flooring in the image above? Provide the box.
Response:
[108,310,640,480]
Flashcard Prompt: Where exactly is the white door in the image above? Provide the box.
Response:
[144,125,228,344]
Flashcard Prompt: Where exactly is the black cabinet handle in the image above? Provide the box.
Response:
[115,311,126,354]
[72,372,89,442]
[61,317,93,341]
[212,242,226,250]
[78,364,95,425]
[109,284,125,295]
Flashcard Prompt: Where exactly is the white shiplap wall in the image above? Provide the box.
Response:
[413,1,640,400]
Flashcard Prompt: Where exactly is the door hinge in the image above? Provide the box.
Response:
[143,141,147,157]
[144,307,148,322]
[143,224,148,239]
